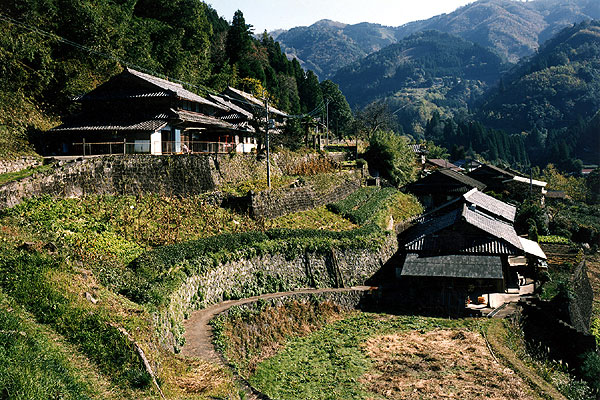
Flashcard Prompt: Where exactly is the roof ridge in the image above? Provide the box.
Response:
[126,67,184,89]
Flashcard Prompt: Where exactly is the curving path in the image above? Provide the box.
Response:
[181,286,371,363]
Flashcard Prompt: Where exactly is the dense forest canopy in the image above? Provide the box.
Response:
[0,0,345,156]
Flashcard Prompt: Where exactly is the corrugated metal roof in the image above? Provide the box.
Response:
[519,237,547,259]
[439,169,487,190]
[464,189,517,222]
[427,159,460,170]
[225,87,288,117]
[209,94,253,119]
[401,253,504,279]
[509,176,548,188]
[173,109,234,129]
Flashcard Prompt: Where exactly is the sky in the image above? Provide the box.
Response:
[206,0,476,33]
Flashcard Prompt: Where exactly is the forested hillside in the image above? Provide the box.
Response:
[273,0,600,79]
[332,31,505,135]
[0,1,334,158]
[333,30,504,107]
[272,20,399,79]
[480,20,600,167]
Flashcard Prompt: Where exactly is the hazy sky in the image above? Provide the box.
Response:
[206,0,476,33]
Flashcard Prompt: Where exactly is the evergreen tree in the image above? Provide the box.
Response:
[225,10,252,65]
[319,80,353,137]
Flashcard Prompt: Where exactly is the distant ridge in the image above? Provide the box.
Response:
[272,0,600,78]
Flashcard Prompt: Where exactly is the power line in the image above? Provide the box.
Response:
[0,12,326,121]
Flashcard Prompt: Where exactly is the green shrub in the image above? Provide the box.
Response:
[539,235,571,244]
[346,187,398,225]
[580,351,600,393]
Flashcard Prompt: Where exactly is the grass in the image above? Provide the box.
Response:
[0,248,153,391]
[248,313,484,400]
[327,187,423,228]
[212,300,351,378]
[0,163,50,186]
[265,206,357,231]
[0,290,96,400]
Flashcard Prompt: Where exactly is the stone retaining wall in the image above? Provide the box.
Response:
[219,290,368,319]
[249,172,361,219]
[0,154,278,210]
[155,233,398,351]
[0,156,42,175]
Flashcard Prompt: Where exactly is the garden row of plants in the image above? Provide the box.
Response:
[122,224,389,308]
[327,187,422,228]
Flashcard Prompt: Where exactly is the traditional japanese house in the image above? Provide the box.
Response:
[403,169,486,210]
[466,164,515,192]
[424,158,461,172]
[467,163,547,200]
[394,190,546,314]
[47,68,257,155]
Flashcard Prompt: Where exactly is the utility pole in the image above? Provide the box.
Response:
[264,95,271,189]
[325,98,330,147]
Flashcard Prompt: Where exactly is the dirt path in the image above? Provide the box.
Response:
[485,319,567,400]
[181,286,370,363]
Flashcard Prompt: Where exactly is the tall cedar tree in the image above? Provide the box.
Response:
[225,10,253,65]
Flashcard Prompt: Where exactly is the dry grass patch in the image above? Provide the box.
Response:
[161,358,239,399]
[361,329,536,400]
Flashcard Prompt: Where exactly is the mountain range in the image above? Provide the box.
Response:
[272,0,600,79]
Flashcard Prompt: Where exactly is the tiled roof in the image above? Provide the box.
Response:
[401,253,504,279]
[462,205,523,251]
[403,202,523,254]
[173,110,235,129]
[438,169,487,190]
[463,189,517,222]
[51,118,168,132]
[126,68,226,110]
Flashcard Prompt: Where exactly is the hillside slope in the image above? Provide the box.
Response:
[272,20,399,79]
[273,0,600,78]
[333,30,505,108]
[479,20,600,165]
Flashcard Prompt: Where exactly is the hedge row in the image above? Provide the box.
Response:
[122,224,388,308]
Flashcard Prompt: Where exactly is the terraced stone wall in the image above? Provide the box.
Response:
[155,233,398,352]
